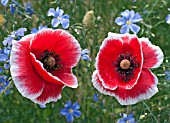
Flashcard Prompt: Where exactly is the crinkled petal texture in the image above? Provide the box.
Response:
[10,28,81,105]
[92,33,163,105]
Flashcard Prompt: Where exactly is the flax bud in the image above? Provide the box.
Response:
[82,10,95,29]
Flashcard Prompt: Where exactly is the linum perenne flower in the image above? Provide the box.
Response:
[31,26,48,34]
[166,8,170,24]
[1,0,8,6]
[117,114,136,123]
[115,10,142,34]
[92,32,163,105]
[47,7,70,29]
[10,28,81,105]
[60,100,81,122]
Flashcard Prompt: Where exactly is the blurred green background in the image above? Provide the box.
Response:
[0,0,170,123]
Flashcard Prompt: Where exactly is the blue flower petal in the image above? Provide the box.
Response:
[0,68,3,73]
[127,114,134,119]
[3,37,14,46]
[47,8,56,17]
[57,7,64,17]
[66,113,74,122]
[4,63,10,69]
[62,14,70,19]
[166,14,170,24]
[40,105,46,108]
[73,110,81,117]
[31,28,38,34]
[121,10,130,20]
[81,49,90,54]
[16,28,27,36]
[129,24,140,34]
[115,17,126,26]
[0,54,8,61]
[117,118,126,123]
[81,54,91,61]
[38,26,48,30]
[1,0,8,6]
[51,18,61,27]
[72,102,80,110]
[131,13,142,23]
[120,24,130,34]
[93,94,98,102]
[61,19,69,29]
[60,109,69,116]
[65,100,72,109]
[129,10,135,18]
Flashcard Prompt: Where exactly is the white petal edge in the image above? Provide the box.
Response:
[31,86,65,106]
[10,40,44,100]
[92,70,158,105]
[139,37,164,68]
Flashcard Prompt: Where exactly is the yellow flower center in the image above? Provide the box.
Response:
[126,121,130,123]
[120,59,131,70]
[126,20,131,25]
[69,109,73,113]
[57,17,61,20]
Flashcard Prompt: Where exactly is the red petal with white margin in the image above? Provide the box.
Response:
[30,53,78,88]
[140,37,164,68]
[10,34,45,99]
[32,82,64,106]
[92,69,158,105]
[96,33,143,90]
[30,28,81,68]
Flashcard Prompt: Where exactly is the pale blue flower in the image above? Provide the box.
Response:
[31,26,48,34]
[47,7,70,29]
[3,28,27,46]
[115,10,142,34]
[1,0,8,6]
[117,114,136,123]
[81,49,91,61]
[60,100,81,122]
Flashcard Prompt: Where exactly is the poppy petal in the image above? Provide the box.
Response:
[96,33,123,90]
[92,68,158,105]
[32,82,64,106]
[10,34,45,100]
[30,29,81,68]
[140,37,164,68]
[30,53,78,88]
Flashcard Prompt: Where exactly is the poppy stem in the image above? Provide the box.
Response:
[0,80,13,97]
[126,105,132,114]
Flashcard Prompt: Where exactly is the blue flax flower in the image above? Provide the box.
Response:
[10,0,18,14]
[1,0,8,6]
[115,10,142,34]
[24,2,34,15]
[60,100,81,122]
[165,70,170,80]
[166,8,170,24]
[81,49,91,61]
[47,7,70,29]
[31,26,48,34]
[3,28,27,46]
[0,75,10,94]
[93,94,99,102]
[117,114,136,123]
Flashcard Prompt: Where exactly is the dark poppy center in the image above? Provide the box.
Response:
[113,52,139,82]
[40,50,62,72]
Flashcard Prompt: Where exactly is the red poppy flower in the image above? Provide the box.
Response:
[92,33,163,105]
[10,28,81,105]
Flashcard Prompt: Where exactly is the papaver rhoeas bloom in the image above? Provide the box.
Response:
[10,28,81,105]
[92,32,163,105]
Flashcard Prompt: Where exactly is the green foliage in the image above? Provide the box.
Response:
[0,0,170,123]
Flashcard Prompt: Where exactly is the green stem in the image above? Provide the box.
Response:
[126,105,132,114]
[0,80,13,97]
